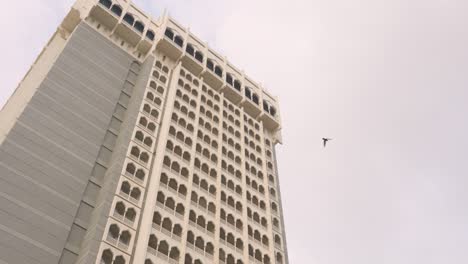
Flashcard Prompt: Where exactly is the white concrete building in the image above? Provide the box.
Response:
[0,1,288,263]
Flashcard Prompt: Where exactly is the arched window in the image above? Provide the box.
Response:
[174,35,184,47]
[206,59,214,71]
[252,93,259,105]
[123,13,135,26]
[146,30,155,41]
[111,5,122,16]
[214,65,223,77]
[134,21,145,33]
[101,249,113,264]
[186,44,195,56]
[195,51,203,63]
[165,28,174,39]
[99,0,112,9]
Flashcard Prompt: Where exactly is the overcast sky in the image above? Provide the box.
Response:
[2,0,468,263]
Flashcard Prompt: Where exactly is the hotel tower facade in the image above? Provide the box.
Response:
[0,1,288,263]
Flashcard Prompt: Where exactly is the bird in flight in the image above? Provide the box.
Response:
[322,138,332,147]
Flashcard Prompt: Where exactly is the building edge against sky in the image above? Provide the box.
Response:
[0,0,289,263]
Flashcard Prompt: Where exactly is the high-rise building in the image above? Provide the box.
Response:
[0,0,288,263]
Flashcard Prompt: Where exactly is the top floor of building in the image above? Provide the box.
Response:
[59,0,282,140]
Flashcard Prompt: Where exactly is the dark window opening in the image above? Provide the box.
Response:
[207,59,214,71]
[263,101,269,112]
[186,44,195,56]
[234,80,241,91]
[252,94,259,105]
[134,21,144,33]
[226,74,233,86]
[245,88,252,99]
[165,28,174,39]
[146,30,155,41]
[174,36,184,47]
[214,66,223,77]
[123,13,135,25]
[99,0,112,9]
[195,51,204,63]
[111,5,122,16]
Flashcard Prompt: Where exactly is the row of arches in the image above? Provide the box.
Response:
[196,143,218,164]
[172,113,195,134]
[245,161,264,180]
[145,91,162,108]
[247,207,268,228]
[186,43,204,64]
[220,227,243,251]
[166,140,191,163]
[223,121,241,139]
[246,176,265,196]
[120,180,142,203]
[138,116,157,133]
[244,125,261,142]
[176,89,197,108]
[190,191,216,215]
[244,136,262,154]
[168,125,193,147]
[194,157,218,180]
[149,79,165,96]
[225,73,242,93]
[223,110,241,128]
[192,173,217,196]
[160,172,187,197]
[197,130,218,149]
[198,118,219,138]
[248,225,269,247]
[245,148,263,167]
[248,245,270,264]
[152,212,183,240]
[263,100,277,117]
[152,69,168,85]
[200,105,220,124]
[206,59,223,79]
[244,115,261,131]
[245,87,260,105]
[147,234,180,261]
[134,130,153,149]
[220,208,243,231]
[180,69,200,87]
[155,60,170,74]
[222,133,242,152]
[100,248,126,264]
[201,94,220,113]
[221,175,243,197]
[130,145,150,164]
[223,99,241,117]
[107,223,131,249]
[124,162,146,183]
[98,0,155,41]
[174,100,196,120]
[222,146,241,165]
[156,191,185,218]
[142,103,160,121]
[247,191,266,211]
[201,85,221,102]
[165,28,184,47]
[188,210,215,234]
[177,80,199,99]
[221,191,243,213]
[221,160,242,180]
[184,254,203,264]
[113,201,136,225]
[186,230,214,256]
[163,155,190,179]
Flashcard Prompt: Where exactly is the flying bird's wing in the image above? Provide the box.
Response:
[323,138,327,147]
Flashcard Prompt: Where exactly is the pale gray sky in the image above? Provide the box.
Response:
[2,0,468,263]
